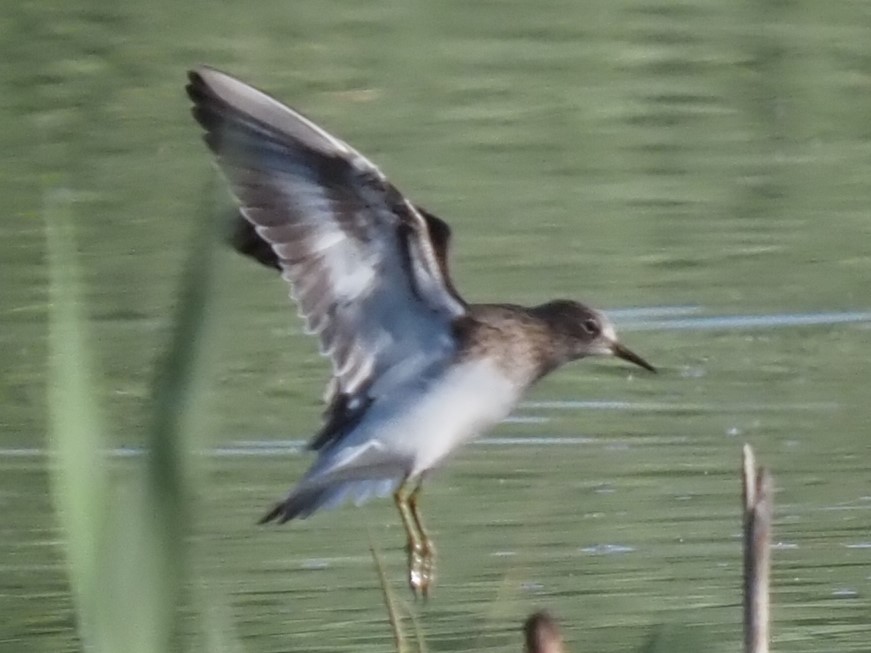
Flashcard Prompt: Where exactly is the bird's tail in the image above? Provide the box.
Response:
[258,477,400,524]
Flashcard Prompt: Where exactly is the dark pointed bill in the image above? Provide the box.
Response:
[611,341,656,373]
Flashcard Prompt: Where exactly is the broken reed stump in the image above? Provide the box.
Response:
[742,444,773,653]
[523,611,565,653]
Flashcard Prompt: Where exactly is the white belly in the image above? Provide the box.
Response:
[390,358,521,475]
[308,358,521,484]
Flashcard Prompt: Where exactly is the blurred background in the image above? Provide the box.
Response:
[2,0,870,651]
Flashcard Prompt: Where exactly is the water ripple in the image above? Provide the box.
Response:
[621,310,871,332]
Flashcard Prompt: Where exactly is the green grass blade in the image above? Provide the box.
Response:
[45,189,111,651]
[46,182,245,653]
[106,182,225,652]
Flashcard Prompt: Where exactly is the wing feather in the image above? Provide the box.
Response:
[187,67,467,449]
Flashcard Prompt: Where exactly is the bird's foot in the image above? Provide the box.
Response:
[406,541,436,598]
[419,540,436,598]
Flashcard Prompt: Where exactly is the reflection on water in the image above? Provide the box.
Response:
[607,305,702,319]
[579,544,636,555]
[622,311,871,332]
[524,399,840,412]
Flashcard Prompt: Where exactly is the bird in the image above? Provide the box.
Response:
[186,66,656,597]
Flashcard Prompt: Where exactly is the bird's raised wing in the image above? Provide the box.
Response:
[187,67,467,448]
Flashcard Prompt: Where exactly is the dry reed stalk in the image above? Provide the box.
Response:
[742,444,773,653]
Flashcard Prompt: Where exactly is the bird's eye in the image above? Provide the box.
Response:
[581,318,600,336]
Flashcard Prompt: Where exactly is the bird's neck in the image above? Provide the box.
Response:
[457,304,578,386]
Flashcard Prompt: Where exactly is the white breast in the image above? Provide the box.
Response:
[385,358,521,475]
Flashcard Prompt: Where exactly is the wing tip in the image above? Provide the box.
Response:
[185,68,226,147]
[186,65,228,94]
[257,502,289,525]
[185,66,213,105]
[257,489,325,524]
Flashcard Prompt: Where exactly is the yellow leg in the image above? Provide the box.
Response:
[408,481,435,597]
[394,480,425,596]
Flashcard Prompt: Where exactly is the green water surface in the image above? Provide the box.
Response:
[2,1,870,651]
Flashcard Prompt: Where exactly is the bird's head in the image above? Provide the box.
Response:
[533,300,656,372]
